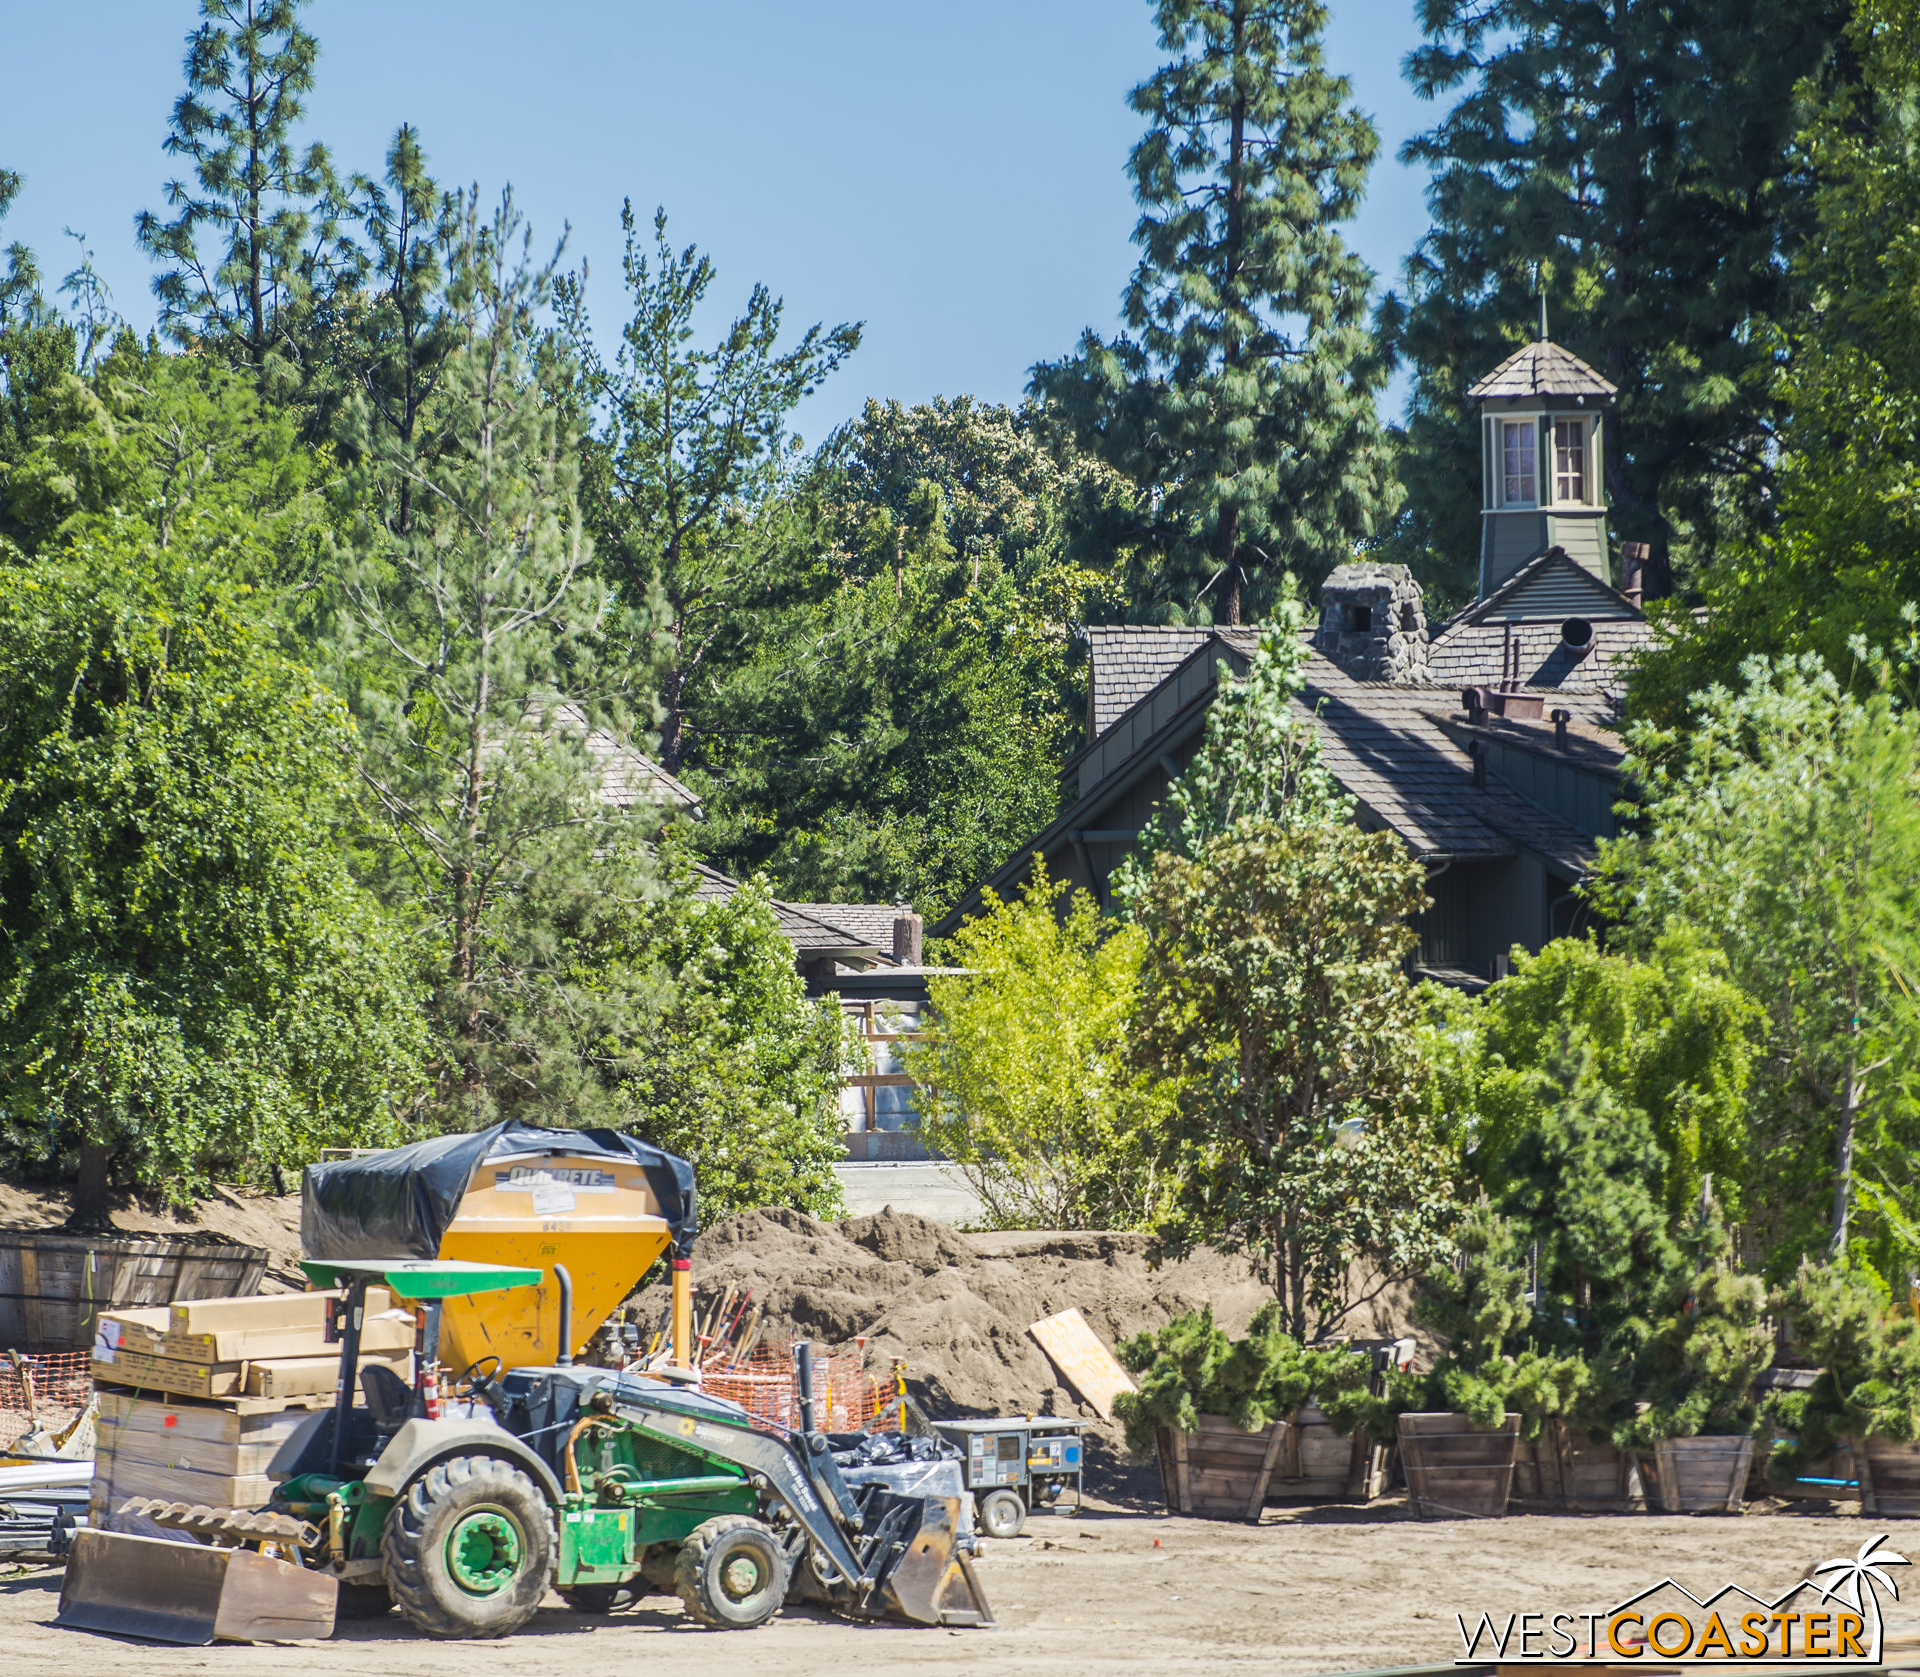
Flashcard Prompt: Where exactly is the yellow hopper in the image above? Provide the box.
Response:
[302,1123,697,1371]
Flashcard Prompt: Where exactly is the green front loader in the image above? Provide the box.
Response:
[59,1258,991,1644]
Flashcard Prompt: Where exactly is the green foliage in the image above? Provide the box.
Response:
[559,202,859,776]
[1111,1303,1368,1460]
[1385,0,1847,601]
[0,174,78,486]
[335,191,666,1129]
[903,861,1174,1230]
[1033,0,1398,623]
[691,472,1072,917]
[1132,813,1458,1338]
[1112,599,1348,912]
[1468,935,1759,1226]
[135,0,359,399]
[608,857,849,1222]
[1762,1261,1920,1476]
[1612,1206,1773,1447]
[1592,653,1920,1278]
[1629,1,1920,720]
[0,334,326,574]
[0,522,426,1216]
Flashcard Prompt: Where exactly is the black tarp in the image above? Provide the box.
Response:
[302,1121,698,1260]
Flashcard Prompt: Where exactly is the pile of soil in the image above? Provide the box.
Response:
[643,1208,1276,1419]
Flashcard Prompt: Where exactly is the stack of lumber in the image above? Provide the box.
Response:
[87,1288,418,1524]
[92,1287,413,1401]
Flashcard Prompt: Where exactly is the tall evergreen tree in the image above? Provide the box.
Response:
[558,204,859,773]
[1384,0,1849,602]
[337,193,665,1127]
[0,171,76,481]
[1032,0,1398,624]
[136,0,357,396]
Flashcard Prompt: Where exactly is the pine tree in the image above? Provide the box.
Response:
[1031,0,1398,624]
[337,192,665,1126]
[135,0,357,395]
[557,204,859,773]
[1385,0,1850,600]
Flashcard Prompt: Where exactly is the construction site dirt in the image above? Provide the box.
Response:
[0,1506,1896,1675]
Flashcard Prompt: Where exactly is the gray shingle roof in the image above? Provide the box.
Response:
[548,701,704,815]
[1466,340,1617,402]
[1086,625,1216,739]
[1215,630,1601,872]
[787,903,903,950]
[1426,619,1650,694]
[689,865,895,960]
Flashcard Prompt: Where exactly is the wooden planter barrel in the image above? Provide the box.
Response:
[1856,1437,1920,1517]
[1513,1421,1646,1513]
[0,1231,269,1353]
[1646,1435,1753,1514]
[1154,1403,1388,1518]
[1398,1412,1522,1519]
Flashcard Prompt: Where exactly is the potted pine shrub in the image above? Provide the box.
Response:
[1766,1261,1920,1515]
[1612,1206,1772,1514]
[1113,1305,1376,1519]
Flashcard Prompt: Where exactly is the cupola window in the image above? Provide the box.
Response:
[1501,420,1536,506]
[1553,419,1590,504]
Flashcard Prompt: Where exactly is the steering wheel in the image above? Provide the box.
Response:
[452,1355,502,1399]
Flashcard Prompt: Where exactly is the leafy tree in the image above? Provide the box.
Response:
[559,203,859,774]
[611,857,848,1221]
[1133,814,1457,1337]
[0,522,426,1229]
[1765,1259,1920,1474]
[1592,652,1920,1277]
[1627,0,1920,721]
[1032,0,1398,624]
[0,173,77,485]
[136,0,358,398]
[336,192,665,1128]
[1,334,326,573]
[693,479,1068,916]
[1384,0,1848,601]
[904,860,1174,1230]
[1465,933,1759,1224]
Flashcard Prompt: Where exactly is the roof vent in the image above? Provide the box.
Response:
[1561,617,1594,650]
[1314,563,1430,685]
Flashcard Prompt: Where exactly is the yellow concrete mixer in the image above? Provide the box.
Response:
[299,1121,696,1370]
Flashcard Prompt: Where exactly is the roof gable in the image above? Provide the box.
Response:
[1085,625,1216,739]
[1445,546,1641,627]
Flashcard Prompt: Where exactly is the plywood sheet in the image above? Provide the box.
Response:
[1027,1307,1135,1420]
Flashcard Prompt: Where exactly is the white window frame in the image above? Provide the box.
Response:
[1499,418,1537,509]
[1552,417,1591,506]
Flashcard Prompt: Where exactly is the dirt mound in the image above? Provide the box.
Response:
[637,1206,1286,1421]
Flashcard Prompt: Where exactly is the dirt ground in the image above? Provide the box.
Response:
[4,1503,1909,1677]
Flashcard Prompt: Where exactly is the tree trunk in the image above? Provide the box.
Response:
[1219,506,1243,627]
[1831,1065,1862,1260]
[64,1141,116,1234]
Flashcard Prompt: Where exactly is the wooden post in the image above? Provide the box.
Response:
[1172,1428,1192,1513]
[1246,1419,1288,1520]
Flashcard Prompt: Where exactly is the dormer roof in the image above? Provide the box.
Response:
[1467,340,1617,403]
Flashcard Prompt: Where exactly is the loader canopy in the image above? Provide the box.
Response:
[302,1121,698,1260]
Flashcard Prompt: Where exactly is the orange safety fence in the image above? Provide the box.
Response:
[702,1342,895,1436]
[0,1350,92,1452]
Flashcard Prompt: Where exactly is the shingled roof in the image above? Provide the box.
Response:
[1086,625,1215,739]
[1466,339,1617,402]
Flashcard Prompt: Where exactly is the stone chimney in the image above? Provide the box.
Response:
[892,905,923,966]
[1313,563,1430,684]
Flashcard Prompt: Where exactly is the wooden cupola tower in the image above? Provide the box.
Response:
[1466,340,1617,599]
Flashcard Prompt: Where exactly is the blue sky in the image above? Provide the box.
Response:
[0,0,1436,438]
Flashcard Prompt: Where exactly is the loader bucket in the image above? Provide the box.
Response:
[869,1495,995,1628]
[57,1530,337,1645]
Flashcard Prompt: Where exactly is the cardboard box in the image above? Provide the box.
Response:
[164,1309,415,1364]
[92,1349,247,1399]
[92,1307,171,1362]
[246,1351,412,1399]
[168,1286,392,1336]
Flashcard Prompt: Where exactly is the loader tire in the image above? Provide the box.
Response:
[382,1455,555,1640]
[672,1515,789,1630]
